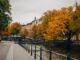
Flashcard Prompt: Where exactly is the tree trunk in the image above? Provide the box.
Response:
[0,30,2,42]
[0,35,1,42]
[76,32,79,41]
[76,32,80,45]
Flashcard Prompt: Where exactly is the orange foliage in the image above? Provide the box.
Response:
[41,6,80,41]
[5,22,21,35]
[20,28,29,37]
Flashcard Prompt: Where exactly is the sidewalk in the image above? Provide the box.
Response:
[6,43,34,60]
[0,42,10,60]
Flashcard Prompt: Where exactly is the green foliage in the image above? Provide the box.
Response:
[12,29,19,35]
[69,21,77,32]
[0,0,11,13]
[0,0,11,31]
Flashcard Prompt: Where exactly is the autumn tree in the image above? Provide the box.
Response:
[73,5,80,40]
[8,22,21,35]
[41,6,80,41]
[35,24,44,40]
[19,28,29,37]
[3,26,11,36]
[31,24,38,39]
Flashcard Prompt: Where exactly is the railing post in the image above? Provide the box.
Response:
[49,49,52,60]
[34,44,36,59]
[67,41,72,60]
[40,46,42,60]
[30,44,33,56]
[28,44,30,53]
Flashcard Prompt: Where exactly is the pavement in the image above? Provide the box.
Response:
[0,41,34,60]
[0,41,73,60]
[6,42,34,60]
[0,41,11,60]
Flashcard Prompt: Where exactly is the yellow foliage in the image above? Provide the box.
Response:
[41,6,80,41]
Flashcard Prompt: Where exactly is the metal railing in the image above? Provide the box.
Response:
[19,43,78,60]
[3,36,79,60]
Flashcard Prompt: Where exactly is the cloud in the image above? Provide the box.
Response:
[10,0,75,24]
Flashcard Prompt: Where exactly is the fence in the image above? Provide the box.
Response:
[3,36,79,60]
[19,43,78,60]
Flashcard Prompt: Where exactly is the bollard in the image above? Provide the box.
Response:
[40,46,42,60]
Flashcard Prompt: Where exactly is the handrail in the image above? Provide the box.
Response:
[19,43,78,60]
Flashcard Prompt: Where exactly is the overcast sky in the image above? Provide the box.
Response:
[10,0,79,24]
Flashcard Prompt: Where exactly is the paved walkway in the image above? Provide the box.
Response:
[0,42,10,60]
[6,43,34,60]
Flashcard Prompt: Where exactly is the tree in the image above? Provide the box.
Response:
[31,24,38,39]
[35,24,44,40]
[8,22,21,35]
[0,0,11,41]
[20,28,29,37]
[3,26,11,36]
[41,6,80,41]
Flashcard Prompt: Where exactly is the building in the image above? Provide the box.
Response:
[21,17,43,38]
